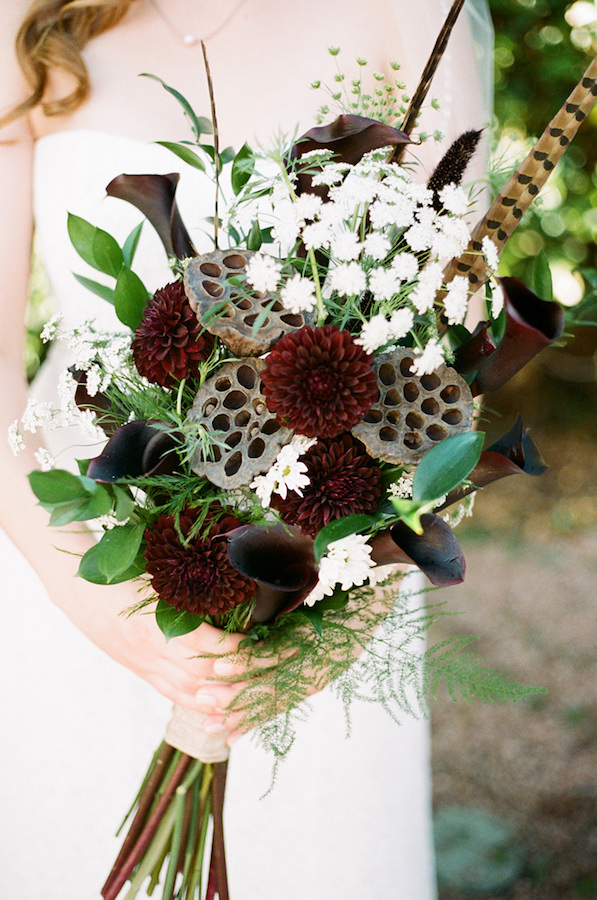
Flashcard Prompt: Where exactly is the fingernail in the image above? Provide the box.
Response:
[204,721,227,735]
[195,693,218,707]
[213,659,235,677]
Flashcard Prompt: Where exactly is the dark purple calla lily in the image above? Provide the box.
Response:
[225,523,319,622]
[87,421,181,482]
[452,321,496,376]
[106,173,196,260]
[472,278,565,394]
[437,416,546,510]
[290,114,410,195]
[370,513,466,586]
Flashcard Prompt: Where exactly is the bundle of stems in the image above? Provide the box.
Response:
[101,742,229,900]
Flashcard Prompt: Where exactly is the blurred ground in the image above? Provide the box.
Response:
[431,344,597,899]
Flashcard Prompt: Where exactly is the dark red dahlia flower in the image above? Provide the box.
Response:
[131,280,213,388]
[261,325,377,438]
[272,434,382,537]
[144,507,256,616]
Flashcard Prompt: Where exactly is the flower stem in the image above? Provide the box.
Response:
[161,785,187,899]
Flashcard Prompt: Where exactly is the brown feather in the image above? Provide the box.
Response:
[440,56,597,301]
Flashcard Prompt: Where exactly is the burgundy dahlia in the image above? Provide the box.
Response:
[132,280,213,388]
[261,325,378,438]
[272,434,382,537]
[144,507,256,617]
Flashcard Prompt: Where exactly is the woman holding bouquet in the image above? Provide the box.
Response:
[0,1,492,896]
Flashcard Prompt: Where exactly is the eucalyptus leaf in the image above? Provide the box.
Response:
[78,544,145,585]
[94,522,145,580]
[114,266,150,330]
[156,141,206,172]
[122,221,144,268]
[313,513,377,563]
[156,599,204,640]
[412,432,484,504]
[231,143,255,195]
[141,74,213,140]
[73,273,115,305]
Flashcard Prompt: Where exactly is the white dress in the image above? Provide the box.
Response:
[0,3,493,897]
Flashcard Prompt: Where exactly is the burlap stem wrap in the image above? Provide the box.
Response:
[165,704,230,762]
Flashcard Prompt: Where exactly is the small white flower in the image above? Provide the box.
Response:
[410,262,444,314]
[388,471,414,499]
[391,252,419,283]
[367,563,400,586]
[328,262,367,297]
[57,369,78,408]
[433,216,470,259]
[443,276,469,326]
[251,440,311,507]
[330,229,362,262]
[482,235,500,273]
[289,434,317,455]
[244,253,282,292]
[40,314,63,343]
[410,339,445,375]
[84,364,103,398]
[311,163,349,188]
[368,267,402,302]
[280,274,317,314]
[301,221,331,251]
[304,533,375,606]
[388,307,414,340]
[356,314,390,354]
[34,448,55,472]
[363,233,391,261]
[97,513,130,530]
[294,193,324,221]
[405,218,438,254]
[490,282,505,318]
[439,183,469,216]
[75,408,105,442]
[8,421,25,456]
[21,398,54,434]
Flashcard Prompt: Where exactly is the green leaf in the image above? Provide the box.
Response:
[114,266,150,330]
[246,220,263,251]
[77,544,145,585]
[412,432,485,504]
[220,146,235,165]
[141,74,213,140]
[48,488,113,526]
[300,590,348,636]
[29,469,91,505]
[110,485,136,521]
[155,599,204,640]
[73,273,115,305]
[67,213,123,278]
[313,513,377,563]
[530,250,553,303]
[156,141,207,172]
[250,297,276,335]
[94,522,145,580]
[231,143,255,195]
[122,221,144,268]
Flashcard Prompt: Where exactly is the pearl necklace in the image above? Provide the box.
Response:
[148,0,250,46]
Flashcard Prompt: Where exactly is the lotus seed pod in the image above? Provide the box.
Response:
[188,358,292,489]
[184,249,315,356]
[351,349,474,465]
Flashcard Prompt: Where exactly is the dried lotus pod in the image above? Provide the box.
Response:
[188,358,292,489]
[351,349,474,465]
[184,249,315,356]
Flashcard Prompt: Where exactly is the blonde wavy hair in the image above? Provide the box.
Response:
[4,0,136,126]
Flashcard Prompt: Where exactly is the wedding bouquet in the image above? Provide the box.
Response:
[18,1,597,895]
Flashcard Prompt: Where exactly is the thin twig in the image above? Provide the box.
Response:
[201,40,220,248]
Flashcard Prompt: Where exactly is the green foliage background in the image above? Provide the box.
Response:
[489,0,597,301]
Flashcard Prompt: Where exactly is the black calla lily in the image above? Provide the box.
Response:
[87,421,181,482]
[106,173,196,260]
[370,513,466,586]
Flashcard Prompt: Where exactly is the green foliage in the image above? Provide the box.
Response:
[411,432,484,503]
[155,599,204,641]
[490,0,597,304]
